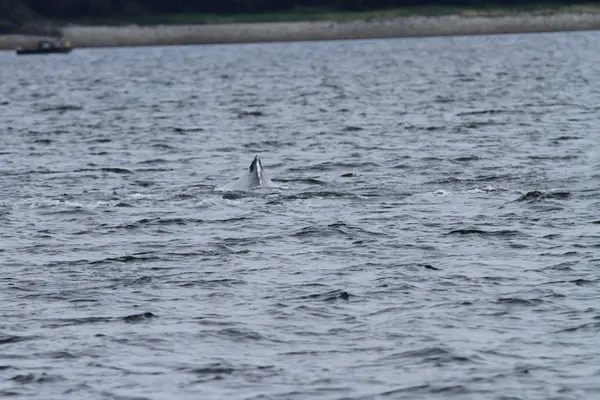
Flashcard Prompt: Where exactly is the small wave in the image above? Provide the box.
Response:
[243,140,296,149]
[391,164,410,170]
[553,135,582,141]
[151,143,176,150]
[380,384,469,396]
[282,191,360,201]
[122,312,156,323]
[73,167,133,174]
[33,138,52,145]
[515,190,571,202]
[343,126,363,132]
[559,322,600,333]
[287,161,379,172]
[44,258,90,268]
[474,173,514,182]
[457,108,510,116]
[217,328,270,342]
[88,137,111,143]
[172,192,194,199]
[0,335,30,345]
[446,228,523,237]
[10,373,64,384]
[211,216,250,223]
[464,185,502,194]
[102,167,133,174]
[44,313,156,327]
[178,278,245,288]
[89,254,160,265]
[68,299,99,304]
[529,155,578,161]
[238,110,264,118]
[173,126,204,133]
[425,177,463,185]
[290,222,377,240]
[568,278,595,286]
[44,317,112,328]
[137,159,169,165]
[405,124,444,132]
[121,217,202,229]
[38,104,83,113]
[379,346,475,366]
[221,191,249,200]
[39,207,97,216]
[135,167,173,173]
[45,351,77,359]
[496,297,544,306]
[274,177,326,185]
[188,364,235,376]
[294,289,353,301]
[214,146,238,152]
[417,264,441,271]
[181,362,278,383]
[453,155,480,162]
[462,121,494,129]
[122,276,152,287]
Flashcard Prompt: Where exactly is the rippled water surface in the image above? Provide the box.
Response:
[1,31,600,399]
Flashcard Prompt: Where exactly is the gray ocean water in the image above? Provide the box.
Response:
[1,30,600,400]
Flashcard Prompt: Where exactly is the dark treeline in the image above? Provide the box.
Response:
[1,0,598,29]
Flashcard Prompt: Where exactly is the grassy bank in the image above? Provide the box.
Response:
[55,3,600,27]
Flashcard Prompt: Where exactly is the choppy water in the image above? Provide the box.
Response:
[1,30,600,399]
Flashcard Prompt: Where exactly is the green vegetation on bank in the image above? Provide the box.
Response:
[2,0,600,34]
[63,3,600,27]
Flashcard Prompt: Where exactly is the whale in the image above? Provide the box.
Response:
[222,155,274,191]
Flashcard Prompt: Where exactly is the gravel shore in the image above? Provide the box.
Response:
[2,12,600,50]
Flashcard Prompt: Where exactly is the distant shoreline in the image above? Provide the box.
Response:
[2,11,600,50]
